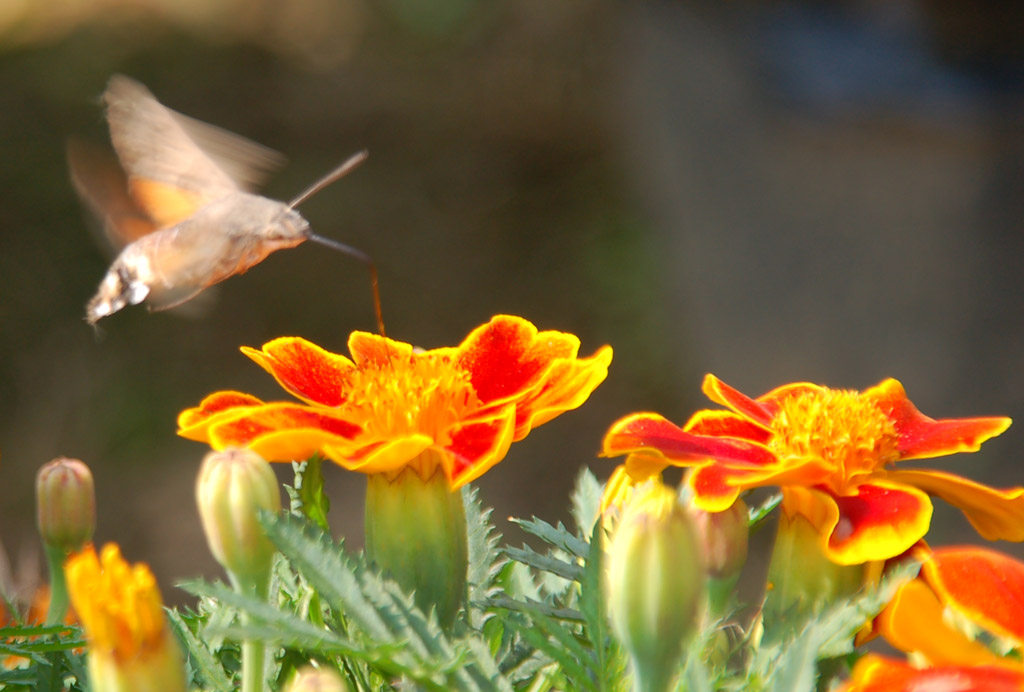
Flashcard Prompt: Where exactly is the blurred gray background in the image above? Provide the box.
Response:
[1,0,1022,603]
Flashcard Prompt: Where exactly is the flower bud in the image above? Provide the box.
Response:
[606,483,705,692]
[691,498,748,615]
[284,666,350,692]
[364,457,467,630]
[196,448,281,591]
[36,457,95,554]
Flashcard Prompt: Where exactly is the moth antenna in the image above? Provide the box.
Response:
[306,233,387,337]
[288,150,368,209]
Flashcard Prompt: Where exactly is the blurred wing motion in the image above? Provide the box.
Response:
[101,74,283,226]
[71,75,310,324]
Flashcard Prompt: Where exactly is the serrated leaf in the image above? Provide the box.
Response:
[504,545,582,582]
[259,512,393,642]
[579,519,616,691]
[571,467,603,538]
[464,485,505,629]
[511,517,590,558]
[287,457,331,531]
[167,607,235,692]
[485,596,584,622]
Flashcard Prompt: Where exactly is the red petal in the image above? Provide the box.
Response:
[865,379,1011,460]
[701,375,775,426]
[443,406,518,488]
[886,469,1024,542]
[825,481,933,565]
[205,403,363,461]
[178,390,264,440]
[602,412,776,466]
[509,345,612,439]
[242,337,355,406]
[842,655,1024,692]
[683,409,772,443]
[457,315,581,406]
[926,547,1024,645]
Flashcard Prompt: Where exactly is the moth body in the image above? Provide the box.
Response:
[86,193,310,323]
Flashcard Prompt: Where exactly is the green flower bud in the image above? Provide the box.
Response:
[691,498,748,615]
[36,457,95,554]
[196,448,281,592]
[364,455,467,630]
[606,483,705,692]
[284,666,349,692]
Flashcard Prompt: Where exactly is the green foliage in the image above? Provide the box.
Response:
[13,464,926,691]
[0,624,87,692]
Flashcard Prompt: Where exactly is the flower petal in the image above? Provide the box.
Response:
[442,405,518,489]
[824,481,933,565]
[878,578,1001,667]
[841,655,1024,692]
[178,390,265,441]
[683,409,771,444]
[689,457,837,511]
[925,547,1024,645]
[205,403,363,461]
[701,375,775,427]
[510,345,612,439]
[348,331,418,367]
[601,412,776,466]
[242,337,355,406]
[457,315,583,406]
[323,435,434,475]
[886,468,1024,542]
[865,379,1012,460]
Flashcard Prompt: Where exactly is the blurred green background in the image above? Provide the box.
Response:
[1,0,1022,603]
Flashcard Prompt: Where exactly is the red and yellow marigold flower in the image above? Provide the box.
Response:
[65,543,186,692]
[602,374,1019,565]
[842,546,1024,692]
[877,545,1024,669]
[178,314,612,489]
[178,315,611,627]
[839,656,1024,692]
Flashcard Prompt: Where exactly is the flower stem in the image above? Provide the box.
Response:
[234,572,271,692]
[43,544,69,625]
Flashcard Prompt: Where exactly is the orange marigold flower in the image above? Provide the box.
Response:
[876,546,1024,670]
[839,655,1024,692]
[179,315,612,489]
[65,543,186,692]
[603,374,1019,564]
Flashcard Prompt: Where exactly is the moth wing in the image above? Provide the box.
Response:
[67,138,157,250]
[102,75,284,227]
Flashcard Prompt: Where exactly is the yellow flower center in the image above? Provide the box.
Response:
[65,544,168,662]
[339,351,481,442]
[768,388,899,492]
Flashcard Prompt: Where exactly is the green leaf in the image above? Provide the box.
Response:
[511,517,590,559]
[167,607,235,692]
[504,545,582,583]
[570,467,603,538]
[748,494,781,536]
[287,456,331,532]
[464,485,505,630]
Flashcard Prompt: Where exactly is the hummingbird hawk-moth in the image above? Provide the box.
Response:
[70,75,382,329]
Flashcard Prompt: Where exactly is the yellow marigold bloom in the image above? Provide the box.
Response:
[66,543,185,692]
[178,314,612,489]
[603,374,1018,565]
